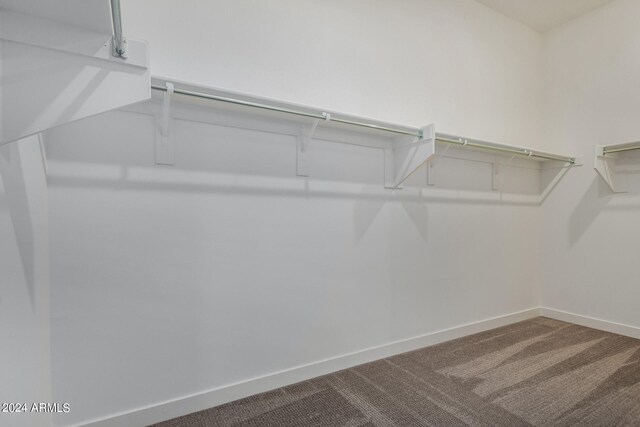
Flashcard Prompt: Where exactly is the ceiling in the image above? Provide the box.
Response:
[474,0,617,32]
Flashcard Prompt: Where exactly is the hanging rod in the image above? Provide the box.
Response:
[150,85,421,138]
[435,134,576,164]
[110,0,126,57]
[150,82,576,165]
[602,143,640,155]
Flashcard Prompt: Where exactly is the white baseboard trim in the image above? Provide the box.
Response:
[78,307,540,427]
[540,307,640,340]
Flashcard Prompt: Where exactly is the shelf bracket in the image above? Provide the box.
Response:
[385,124,436,189]
[155,82,175,165]
[594,146,627,193]
[492,153,518,191]
[0,8,150,146]
[297,113,329,177]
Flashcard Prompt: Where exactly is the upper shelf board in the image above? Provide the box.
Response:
[151,76,580,165]
[0,0,150,145]
[0,0,112,33]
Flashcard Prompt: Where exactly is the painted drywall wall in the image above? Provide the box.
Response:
[541,0,640,325]
[44,1,546,425]
[46,106,542,427]
[122,0,544,149]
[0,136,51,427]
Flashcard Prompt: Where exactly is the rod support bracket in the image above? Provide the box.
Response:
[111,37,128,58]
[297,118,321,177]
[155,83,175,165]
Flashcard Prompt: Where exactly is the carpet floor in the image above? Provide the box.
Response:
[151,317,640,426]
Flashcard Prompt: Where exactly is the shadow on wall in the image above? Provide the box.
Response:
[569,176,613,247]
[43,107,551,249]
[0,144,36,307]
[353,185,389,243]
[0,137,48,310]
[353,185,429,243]
[46,163,548,249]
[400,188,429,242]
[45,168,432,244]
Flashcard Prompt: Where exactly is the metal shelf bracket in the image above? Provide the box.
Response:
[385,124,436,189]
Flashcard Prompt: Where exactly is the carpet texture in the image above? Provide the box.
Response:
[151,317,640,426]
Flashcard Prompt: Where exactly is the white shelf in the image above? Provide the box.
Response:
[0,0,112,33]
[150,77,581,196]
[435,133,577,164]
[0,0,150,145]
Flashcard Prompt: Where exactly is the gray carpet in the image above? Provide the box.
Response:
[151,317,640,426]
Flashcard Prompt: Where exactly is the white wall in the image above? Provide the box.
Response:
[541,0,640,325]
[123,0,543,148]
[8,1,640,425]
[43,1,547,425]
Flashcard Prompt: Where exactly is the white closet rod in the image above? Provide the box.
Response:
[603,143,640,155]
[435,135,575,164]
[150,84,576,165]
[110,0,125,57]
[150,84,420,137]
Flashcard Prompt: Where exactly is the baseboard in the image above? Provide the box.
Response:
[72,307,640,427]
[77,307,540,427]
[540,307,640,340]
